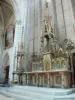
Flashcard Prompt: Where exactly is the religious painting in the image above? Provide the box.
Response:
[52,62,56,69]
[5,25,14,48]
[43,54,51,71]
[62,61,66,68]
[57,62,60,68]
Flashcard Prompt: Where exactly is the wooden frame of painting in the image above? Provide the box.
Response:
[4,24,14,49]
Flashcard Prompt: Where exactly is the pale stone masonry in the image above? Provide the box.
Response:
[0,0,75,82]
[12,0,75,81]
[55,0,75,43]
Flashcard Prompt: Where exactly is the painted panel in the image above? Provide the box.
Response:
[5,25,14,48]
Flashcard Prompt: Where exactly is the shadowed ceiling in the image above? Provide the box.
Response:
[0,0,14,28]
[0,0,14,11]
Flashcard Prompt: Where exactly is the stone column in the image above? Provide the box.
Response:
[25,74,27,85]
[12,73,15,82]
[12,19,22,73]
[61,72,65,88]
[20,74,23,85]
[70,54,74,85]
[47,73,50,87]
[52,0,59,39]
[36,74,39,86]
[50,74,53,87]
[27,74,29,85]
[0,30,4,79]
[32,75,34,86]
[39,75,41,86]
[38,0,42,53]
[18,74,20,84]
[42,75,44,87]
[10,0,28,81]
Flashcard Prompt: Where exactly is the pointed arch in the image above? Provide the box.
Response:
[3,52,10,67]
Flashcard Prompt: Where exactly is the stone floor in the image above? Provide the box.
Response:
[0,94,16,100]
[0,85,75,100]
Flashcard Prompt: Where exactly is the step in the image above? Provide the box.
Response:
[1,89,75,100]
[0,91,43,100]
[12,86,75,96]
[0,86,75,100]
[3,88,53,100]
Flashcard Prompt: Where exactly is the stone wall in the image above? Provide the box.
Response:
[1,0,75,81]
[55,0,75,43]
[26,0,52,55]
[0,6,4,80]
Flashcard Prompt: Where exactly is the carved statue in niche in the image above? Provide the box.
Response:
[45,23,49,33]
[45,1,48,8]
[43,54,51,71]
[44,38,48,49]
[44,17,51,35]
[45,24,47,33]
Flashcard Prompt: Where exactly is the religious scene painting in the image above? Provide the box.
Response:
[57,62,60,68]
[62,61,66,68]
[5,25,14,48]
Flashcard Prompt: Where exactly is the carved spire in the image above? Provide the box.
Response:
[42,0,53,36]
[41,0,53,53]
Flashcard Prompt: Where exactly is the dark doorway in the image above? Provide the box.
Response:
[72,53,75,84]
[3,65,10,85]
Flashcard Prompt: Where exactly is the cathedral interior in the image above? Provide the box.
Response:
[0,0,75,100]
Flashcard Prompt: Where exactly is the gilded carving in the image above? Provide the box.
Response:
[43,54,51,70]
